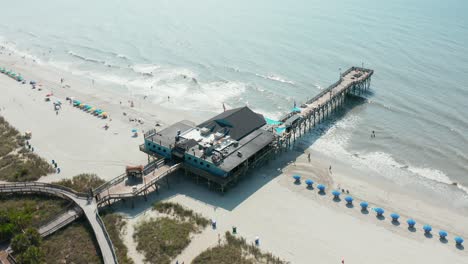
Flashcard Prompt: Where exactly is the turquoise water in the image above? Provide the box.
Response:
[1,0,467,202]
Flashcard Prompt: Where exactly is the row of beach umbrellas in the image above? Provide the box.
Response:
[0,67,24,82]
[72,99,108,118]
[293,175,464,247]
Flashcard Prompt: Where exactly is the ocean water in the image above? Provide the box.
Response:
[0,0,467,202]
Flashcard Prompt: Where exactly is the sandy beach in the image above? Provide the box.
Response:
[1,49,467,263]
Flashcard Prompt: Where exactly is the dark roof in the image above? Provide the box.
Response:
[197,107,266,141]
[218,129,274,172]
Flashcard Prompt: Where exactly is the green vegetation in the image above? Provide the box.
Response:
[41,220,103,264]
[11,228,45,264]
[134,217,194,264]
[193,232,288,264]
[102,211,134,264]
[153,201,209,228]
[0,116,54,181]
[53,173,105,193]
[0,194,69,242]
[132,202,210,263]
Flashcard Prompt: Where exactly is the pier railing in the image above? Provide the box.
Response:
[0,182,88,199]
[95,212,119,264]
[97,163,181,204]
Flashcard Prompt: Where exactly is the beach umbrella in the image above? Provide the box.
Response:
[332,190,341,198]
[407,219,416,228]
[454,236,464,245]
[317,184,325,192]
[344,196,353,204]
[439,230,448,239]
[101,112,108,118]
[374,207,384,216]
[305,179,313,187]
[390,213,400,221]
[292,175,301,183]
[132,129,138,133]
[423,225,432,233]
[360,201,369,210]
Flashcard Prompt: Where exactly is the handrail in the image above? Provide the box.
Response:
[98,163,181,204]
[95,212,119,264]
[94,159,162,195]
[0,182,88,198]
[35,202,79,228]
[40,212,81,237]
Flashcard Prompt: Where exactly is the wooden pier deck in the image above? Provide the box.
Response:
[95,163,182,207]
[275,66,373,148]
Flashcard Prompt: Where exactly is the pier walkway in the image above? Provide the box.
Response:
[0,182,118,264]
[38,204,82,237]
[276,66,373,147]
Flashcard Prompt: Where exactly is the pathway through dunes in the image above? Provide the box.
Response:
[0,182,118,264]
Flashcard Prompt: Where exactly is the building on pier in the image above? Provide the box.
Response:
[141,106,276,191]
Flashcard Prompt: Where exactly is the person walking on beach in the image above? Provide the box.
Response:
[371,130,375,138]
[308,153,311,162]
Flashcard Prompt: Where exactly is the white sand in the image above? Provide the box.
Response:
[1,50,467,263]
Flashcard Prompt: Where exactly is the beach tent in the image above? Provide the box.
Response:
[423,225,432,233]
[344,196,353,204]
[407,219,416,228]
[265,117,283,125]
[305,179,313,187]
[454,236,464,245]
[275,127,286,135]
[293,175,301,183]
[332,190,341,198]
[317,184,325,192]
[390,213,400,221]
[291,106,302,113]
[439,230,448,239]
[360,201,369,210]
[374,207,384,216]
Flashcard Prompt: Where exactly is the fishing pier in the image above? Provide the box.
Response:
[96,66,374,201]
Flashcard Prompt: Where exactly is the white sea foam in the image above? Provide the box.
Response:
[255,73,295,85]
[307,114,468,196]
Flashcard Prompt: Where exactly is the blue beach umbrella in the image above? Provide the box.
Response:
[438,230,448,239]
[317,184,325,192]
[344,196,353,204]
[390,213,400,221]
[131,129,138,133]
[305,179,313,187]
[454,236,464,245]
[360,201,369,210]
[332,190,341,198]
[407,219,416,228]
[374,207,384,216]
[292,175,301,182]
[423,225,432,233]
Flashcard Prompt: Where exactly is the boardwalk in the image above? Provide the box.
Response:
[38,204,82,237]
[0,183,118,264]
[96,163,182,206]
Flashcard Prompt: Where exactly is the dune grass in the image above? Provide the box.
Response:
[41,219,103,264]
[0,194,69,242]
[192,232,288,264]
[153,201,209,228]
[0,115,54,182]
[134,217,195,264]
[53,173,105,193]
[101,211,134,264]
